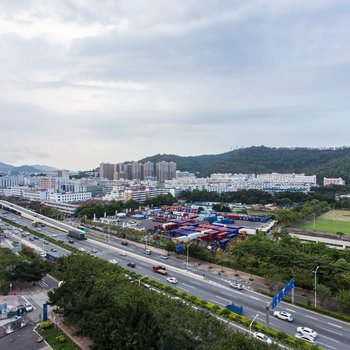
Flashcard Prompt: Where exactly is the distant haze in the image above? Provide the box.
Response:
[0,1,349,169]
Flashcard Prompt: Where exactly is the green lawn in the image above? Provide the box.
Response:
[37,326,81,350]
[303,219,350,235]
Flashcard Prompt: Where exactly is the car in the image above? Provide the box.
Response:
[252,332,273,345]
[25,303,33,312]
[43,241,49,245]
[273,310,293,322]
[29,237,35,241]
[40,252,47,258]
[295,333,317,345]
[4,234,10,238]
[90,248,98,253]
[167,277,178,284]
[121,241,128,246]
[68,239,74,244]
[34,236,39,240]
[51,234,58,237]
[127,262,136,268]
[51,248,57,252]
[229,282,243,290]
[120,251,127,256]
[160,254,169,260]
[79,247,86,252]
[109,259,118,264]
[144,249,151,255]
[296,327,317,339]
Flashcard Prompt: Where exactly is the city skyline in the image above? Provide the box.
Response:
[1,0,349,169]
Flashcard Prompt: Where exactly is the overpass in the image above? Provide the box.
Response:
[0,200,82,235]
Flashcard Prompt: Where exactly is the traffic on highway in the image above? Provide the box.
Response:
[0,202,349,350]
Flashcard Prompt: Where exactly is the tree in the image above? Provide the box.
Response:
[316,284,332,307]
[336,289,350,312]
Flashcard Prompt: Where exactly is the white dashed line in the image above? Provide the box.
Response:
[249,295,261,301]
[304,314,318,320]
[327,322,342,329]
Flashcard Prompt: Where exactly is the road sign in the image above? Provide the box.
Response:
[271,296,277,309]
[11,246,22,253]
[271,277,295,309]
[43,304,48,321]
[175,245,183,253]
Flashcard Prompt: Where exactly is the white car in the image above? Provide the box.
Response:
[40,252,46,258]
[229,282,243,290]
[166,277,178,284]
[51,234,58,237]
[252,332,273,345]
[295,333,317,345]
[160,255,169,260]
[119,251,127,256]
[296,327,317,339]
[25,303,33,312]
[90,248,98,253]
[79,247,85,252]
[273,310,293,322]
[109,259,118,264]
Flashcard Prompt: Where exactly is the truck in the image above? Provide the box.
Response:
[67,230,86,240]
[226,303,243,315]
[152,265,167,276]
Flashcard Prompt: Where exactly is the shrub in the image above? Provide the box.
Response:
[40,320,53,329]
[55,334,66,343]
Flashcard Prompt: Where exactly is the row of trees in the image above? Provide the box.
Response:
[49,254,274,350]
[179,188,350,208]
[0,246,52,294]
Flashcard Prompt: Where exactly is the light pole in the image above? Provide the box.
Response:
[186,242,193,272]
[249,314,259,336]
[138,275,147,287]
[313,266,320,308]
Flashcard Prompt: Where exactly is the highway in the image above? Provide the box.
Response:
[0,203,349,349]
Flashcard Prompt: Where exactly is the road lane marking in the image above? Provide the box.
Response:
[209,299,225,307]
[182,283,196,289]
[249,295,261,301]
[304,314,318,320]
[318,327,342,337]
[214,295,230,302]
[327,322,342,329]
[317,342,337,350]
[285,308,296,313]
[319,335,340,343]
[178,287,193,294]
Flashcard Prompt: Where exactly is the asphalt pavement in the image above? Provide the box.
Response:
[1,207,350,350]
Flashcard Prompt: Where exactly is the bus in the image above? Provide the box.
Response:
[77,226,89,233]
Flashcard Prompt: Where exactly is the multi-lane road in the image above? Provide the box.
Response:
[0,203,349,349]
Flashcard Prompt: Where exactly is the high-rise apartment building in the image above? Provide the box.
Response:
[143,161,154,179]
[156,161,177,182]
[99,163,115,180]
[38,177,57,191]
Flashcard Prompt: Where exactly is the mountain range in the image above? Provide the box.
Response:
[140,146,350,182]
[0,162,58,173]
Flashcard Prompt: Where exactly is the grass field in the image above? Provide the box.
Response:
[37,326,81,350]
[303,210,350,235]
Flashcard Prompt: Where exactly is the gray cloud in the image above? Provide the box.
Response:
[0,0,349,169]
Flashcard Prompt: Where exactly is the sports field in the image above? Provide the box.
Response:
[303,210,350,235]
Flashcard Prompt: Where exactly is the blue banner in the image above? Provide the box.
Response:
[43,304,48,321]
[271,296,277,309]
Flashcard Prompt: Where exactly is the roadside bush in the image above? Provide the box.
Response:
[40,320,53,329]
[55,334,66,343]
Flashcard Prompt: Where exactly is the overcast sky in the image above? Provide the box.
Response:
[1,0,349,170]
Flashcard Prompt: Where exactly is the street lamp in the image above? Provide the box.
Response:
[186,242,194,272]
[249,314,259,336]
[138,275,147,287]
[313,266,320,308]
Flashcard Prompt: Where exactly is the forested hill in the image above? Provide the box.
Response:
[140,146,350,181]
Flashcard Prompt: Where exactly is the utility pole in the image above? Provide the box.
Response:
[186,242,193,272]
[313,213,316,230]
[313,266,320,308]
